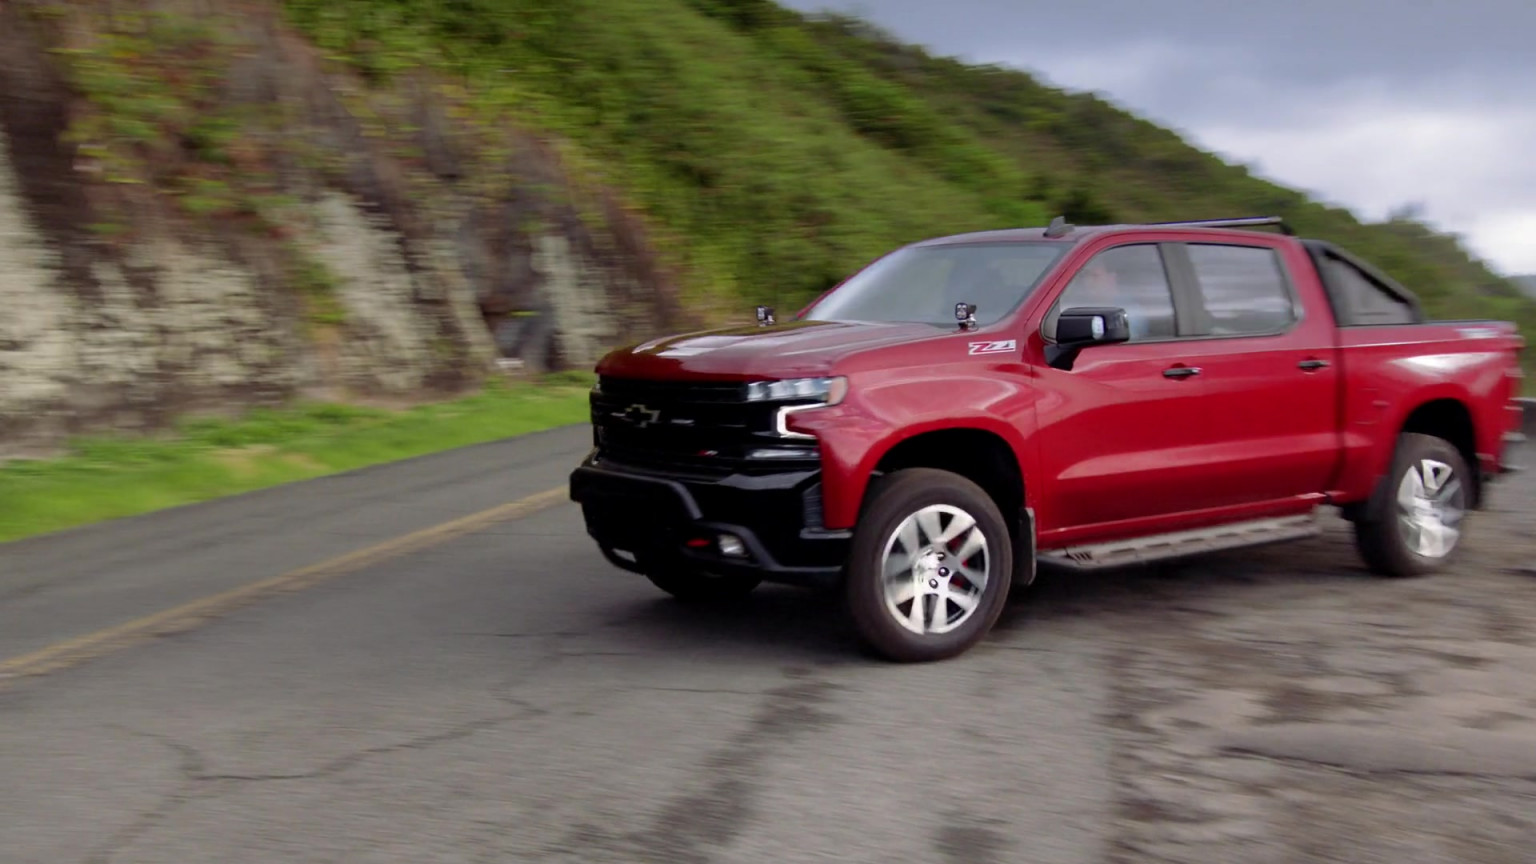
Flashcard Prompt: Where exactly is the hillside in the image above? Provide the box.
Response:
[281,0,1536,323]
[1518,276,1536,300]
[2,0,1532,452]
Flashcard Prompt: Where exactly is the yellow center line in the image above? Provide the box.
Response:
[0,485,570,688]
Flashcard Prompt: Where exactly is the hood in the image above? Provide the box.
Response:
[595,319,948,380]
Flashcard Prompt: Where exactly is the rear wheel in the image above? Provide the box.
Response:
[644,566,762,603]
[845,468,1013,662]
[1354,432,1471,577]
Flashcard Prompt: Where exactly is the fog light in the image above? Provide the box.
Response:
[718,534,747,558]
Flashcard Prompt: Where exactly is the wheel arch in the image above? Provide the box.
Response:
[1398,396,1481,508]
[1347,394,1483,522]
[866,427,1027,527]
[861,426,1037,588]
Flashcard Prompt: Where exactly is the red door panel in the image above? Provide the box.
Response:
[1162,241,1342,508]
[1024,234,1344,546]
[1149,334,1339,509]
[1030,345,1213,534]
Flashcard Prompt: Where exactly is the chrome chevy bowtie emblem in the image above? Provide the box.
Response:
[618,403,661,428]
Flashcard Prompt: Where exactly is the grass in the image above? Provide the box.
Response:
[0,375,594,544]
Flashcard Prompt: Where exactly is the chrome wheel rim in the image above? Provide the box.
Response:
[880,504,990,635]
[1396,457,1465,559]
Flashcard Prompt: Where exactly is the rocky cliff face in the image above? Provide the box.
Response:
[0,0,690,456]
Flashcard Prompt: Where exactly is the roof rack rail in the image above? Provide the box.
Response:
[1142,216,1295,236]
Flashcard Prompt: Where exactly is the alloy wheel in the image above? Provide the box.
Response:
[880,504,990,635]
[1395,457,1465,559]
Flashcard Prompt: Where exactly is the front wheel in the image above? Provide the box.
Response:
[845,468,1014,662]
[1354,432,1471,577]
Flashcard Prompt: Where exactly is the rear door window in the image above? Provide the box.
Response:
[1183,243,1298,336]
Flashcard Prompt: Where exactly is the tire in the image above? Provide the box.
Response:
[845,468,1014,662]
[1354,432,1472,578]
[644,566,762,603]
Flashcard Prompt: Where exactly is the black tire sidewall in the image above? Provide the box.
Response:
[845,468,1014,662]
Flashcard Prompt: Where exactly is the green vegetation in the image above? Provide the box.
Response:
[282,0,1052,310]
[279,0,1536,362]
[288,249,349,328]
[6,0,1529,547]
[52,9,286,234]
[41,0,1535,351]
[0,377,592,544]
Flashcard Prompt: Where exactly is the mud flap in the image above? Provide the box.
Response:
[1012,507,1037,590]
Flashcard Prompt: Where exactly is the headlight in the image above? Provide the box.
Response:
[746,376,848,405]
[749,377,848,440]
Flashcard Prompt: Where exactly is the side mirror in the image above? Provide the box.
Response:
[1046,306,1131,370]
[1056,306,1130,345]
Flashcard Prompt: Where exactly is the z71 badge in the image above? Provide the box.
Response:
[967,339,1016,355]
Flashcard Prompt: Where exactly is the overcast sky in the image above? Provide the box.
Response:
[781,0,1536,276]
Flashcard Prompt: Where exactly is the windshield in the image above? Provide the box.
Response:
[802,242,1068,327]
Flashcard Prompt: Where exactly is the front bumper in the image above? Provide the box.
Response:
[567,454,849,588]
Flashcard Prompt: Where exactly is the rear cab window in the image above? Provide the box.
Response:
[1319,255,1419,326]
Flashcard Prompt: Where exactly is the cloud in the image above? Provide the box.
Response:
[1464,211,1536,275]
[782,1,1536,276]
[1007,40,1536,274]
[1195,100,1536,273]
[795,0,1536,94]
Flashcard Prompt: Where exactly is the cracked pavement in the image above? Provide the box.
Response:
[1,428,1533,863]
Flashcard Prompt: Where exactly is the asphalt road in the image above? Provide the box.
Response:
[2,426,1534,863]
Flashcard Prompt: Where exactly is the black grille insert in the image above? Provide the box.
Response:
[592,376,816,474]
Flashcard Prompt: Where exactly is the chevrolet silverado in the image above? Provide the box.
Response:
[569,216,1527,662]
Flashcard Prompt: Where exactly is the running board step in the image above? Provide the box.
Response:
[1038,513,1322,571]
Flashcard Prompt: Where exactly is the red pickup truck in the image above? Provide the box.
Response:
[569,216,1527,662]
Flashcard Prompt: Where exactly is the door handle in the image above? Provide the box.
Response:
[1162,365,1201,379]
[1298,358,1331,371]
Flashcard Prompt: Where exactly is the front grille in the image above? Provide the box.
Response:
[592,376,817,474]
[597,376,749,404]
